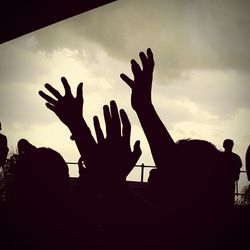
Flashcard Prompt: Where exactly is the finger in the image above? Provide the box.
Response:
[110,100,121,138]
[76,82,83,103]
[61,77,72,96]
[131,140,142,165]
[131,59,142,77]
[139,51,148,70]
[120,109,131,146]
[103,104,112,138]
[147,48,155,67]
[93,116,104,144]
[39,91,57,105]
[45,103,56,112]
[120,74,134,89]
[45,83,62,99]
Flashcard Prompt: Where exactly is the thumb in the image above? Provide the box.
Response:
[131,140,142,165]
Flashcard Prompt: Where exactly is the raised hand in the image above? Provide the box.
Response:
[39,77,83,127]
[39,78,141,183]
[120,49,175,170]
[39,77,96,169]
[120,48,154,111]
[92,100,142,182]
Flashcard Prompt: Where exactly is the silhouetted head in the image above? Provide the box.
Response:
[15,147,69,203]
[223,139,234,152]
[174,139,224,208]
[0,122,2,130]
[17,138,37,155]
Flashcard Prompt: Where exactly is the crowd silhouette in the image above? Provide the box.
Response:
[0,122,8,168]
[0,48,249,249]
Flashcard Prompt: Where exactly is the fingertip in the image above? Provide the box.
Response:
[77,82,83,91]
[147,48,153,57]
[93,116,99,124]
[110,100,116,105]
[103,104,109,110]
[119,108,124,117]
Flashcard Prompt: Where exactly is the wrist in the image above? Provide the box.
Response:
[68,116,89,133]
[134,102,154,114]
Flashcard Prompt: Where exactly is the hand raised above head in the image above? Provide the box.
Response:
[39,77,84,127]
[92,100,142,182]
[120,48,154,111]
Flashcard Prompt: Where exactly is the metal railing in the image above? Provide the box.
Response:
[67,162,248,197]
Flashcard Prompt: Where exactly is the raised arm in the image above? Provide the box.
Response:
[39,78,141,185]
[120,48,175,169]
[38,77,96,166]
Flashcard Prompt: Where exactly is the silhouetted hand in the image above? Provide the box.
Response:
[120,48,154,111]
[120,49,175,170]
[39,77,83,127]
[92,100,142,182]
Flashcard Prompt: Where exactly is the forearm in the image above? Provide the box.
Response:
[67,117,96,166]
[135,104,175,169]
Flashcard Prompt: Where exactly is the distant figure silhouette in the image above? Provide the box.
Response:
[0,122,9,168]
[222,139,242,205]
[246,144,250,182]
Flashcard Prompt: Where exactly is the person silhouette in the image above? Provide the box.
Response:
[120,48,230,249]
[39,77,156,249]
[14,142,70,250]
[17,138,37,156]
[0,122,9,168]
[222,139,242,206]
[246,144,250,182]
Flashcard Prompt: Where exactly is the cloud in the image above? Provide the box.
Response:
[0,39,53,85]
[29,0,250,79]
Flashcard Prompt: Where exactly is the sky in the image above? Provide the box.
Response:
[0,0,249,187]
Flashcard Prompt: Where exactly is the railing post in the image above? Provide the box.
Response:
[235,181,239,197]
[140,163,145,191]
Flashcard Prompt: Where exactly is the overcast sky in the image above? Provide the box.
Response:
[0,0,249,185]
